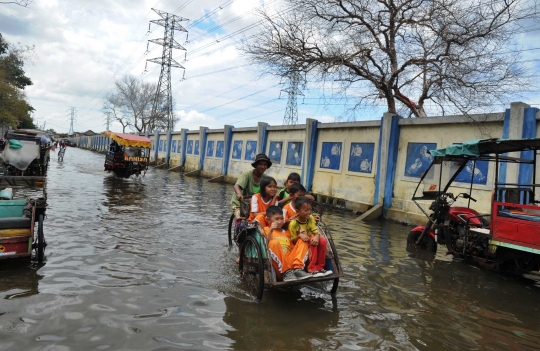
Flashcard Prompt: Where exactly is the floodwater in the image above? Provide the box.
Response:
[1,147,540,351]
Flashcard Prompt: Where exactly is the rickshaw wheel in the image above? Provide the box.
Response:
[227,213,234,248]
[37,214,46,263]
[406,231,437,260]
[239,235,264,302]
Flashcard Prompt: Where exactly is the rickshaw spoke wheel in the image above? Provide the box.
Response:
[36,214,46,263]
[239,235,264,302]
[227,213,234,248]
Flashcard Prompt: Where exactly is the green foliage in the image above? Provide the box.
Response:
[0,33,35,129]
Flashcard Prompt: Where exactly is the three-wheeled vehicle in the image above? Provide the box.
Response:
[0,129,52,176]
[103,131,151,178]
[228,202,343,302]
[0,176,47,263]
[408,138,540,273]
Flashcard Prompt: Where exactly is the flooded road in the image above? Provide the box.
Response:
[1,147,540,350]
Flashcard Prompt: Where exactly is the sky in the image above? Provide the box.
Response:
[1,0,539,134]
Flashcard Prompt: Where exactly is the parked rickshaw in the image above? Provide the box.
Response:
[408,138,540,273]
[0,129,52,176]
[228,201,343,302]
[103,131,151,178]
[0,176,47,263]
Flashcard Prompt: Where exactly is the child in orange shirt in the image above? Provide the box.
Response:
[282,183,307,220]
[289,196,332,277]
[263,206,311,281]
[249,176,279,222]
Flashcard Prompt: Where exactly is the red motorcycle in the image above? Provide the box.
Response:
[407,191,490,258]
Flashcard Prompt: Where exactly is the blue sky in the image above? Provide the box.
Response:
[0,0,539,133]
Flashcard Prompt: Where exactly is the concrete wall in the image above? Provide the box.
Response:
[71,102,540,225]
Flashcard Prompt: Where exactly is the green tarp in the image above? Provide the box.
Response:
[8,140,22,149]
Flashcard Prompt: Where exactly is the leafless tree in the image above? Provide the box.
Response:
[0,0,33,7]
[245,0,538,118]
[103,75,170,133]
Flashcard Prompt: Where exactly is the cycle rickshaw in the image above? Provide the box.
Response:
[227,201,343,302]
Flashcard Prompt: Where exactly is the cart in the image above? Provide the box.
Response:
[103,131,151,178]
[0,176,47,263]
[0,129,52,176]
[228,202,343,302]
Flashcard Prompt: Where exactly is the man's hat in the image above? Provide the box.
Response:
[251,153,272,168]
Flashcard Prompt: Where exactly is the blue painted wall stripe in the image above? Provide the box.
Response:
[223,126,233,175]
[181,130,188,167]
[165,130,173,164]
[498,109,511,185]
[383,115,401,215]
[199,128,208,171]
[518,107,538,187]
[259,124,268,154]
[373,121,384,205]
[154,133,161,162]
[305,120,319,192]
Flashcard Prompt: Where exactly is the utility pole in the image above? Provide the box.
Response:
[281,71,304,125]
[145,8,188,132]
[68,107,76,135]
[104,112,111,131]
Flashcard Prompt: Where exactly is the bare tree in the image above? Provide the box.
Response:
[245,0,538,118]
[0,0,33,7]
[103,76,169,133]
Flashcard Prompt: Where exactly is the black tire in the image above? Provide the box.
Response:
[37,214,46,263]
[327,237,340,295]
[239,235,264,302]
[407,230,437,258]
[228,213,234,248]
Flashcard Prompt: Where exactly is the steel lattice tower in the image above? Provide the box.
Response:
[281,71,304,125]
[146,8,188,131]
[68,107,76,135]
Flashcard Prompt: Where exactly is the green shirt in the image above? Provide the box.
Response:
[230,170,266,206]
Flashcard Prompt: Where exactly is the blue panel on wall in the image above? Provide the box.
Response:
[194,140,200,155]
[216,141,224,158]
[187,140,193,154]
[172,140,177,153]
[245,141,257,161]
[348,143,375,173]
[207,141,214,157]
[404,142,436,177]
[455,160,488,185]
[286,142,303,166]
[320,142,342,170]
[232,140,243,160]
[163,140,167,152]
[159,140,163,152]
[177,140,181,153]
[269,141,283,164]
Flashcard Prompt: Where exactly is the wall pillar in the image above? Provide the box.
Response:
[199,127,208,171]
[222,125,233,176]
[180,128,188,167]
[154,132,161,162]
[165,130,173,164]
[303,118,319,192]
[498,102,529,185]
[257,122,268,154]
[374,113,401,216]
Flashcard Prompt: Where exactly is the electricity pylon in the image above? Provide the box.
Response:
[281,71,304,125]
[146,8,188,131]
[68,107,76,135]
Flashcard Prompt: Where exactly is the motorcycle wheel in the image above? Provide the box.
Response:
[406,231,437,259]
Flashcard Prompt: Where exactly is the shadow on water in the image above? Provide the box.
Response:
[0,260,43,300]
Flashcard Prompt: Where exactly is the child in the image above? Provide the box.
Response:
[248,176,279,222]
[282,183,307,221]
[263,206,311,281]
[276,172,301,208]
[289,196,332,277]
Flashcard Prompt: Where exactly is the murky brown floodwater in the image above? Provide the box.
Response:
[1,147,540,350]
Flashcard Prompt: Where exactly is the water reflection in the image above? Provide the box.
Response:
[0,261,43,300]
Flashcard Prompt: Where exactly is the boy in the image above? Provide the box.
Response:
[263,206,311,282]
[282,183,307,220]
[276,172,301,208]
[289,196,332,277]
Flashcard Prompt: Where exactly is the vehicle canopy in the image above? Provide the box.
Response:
[429,138,540,160]
[103,131,152,149]
[5,129,52,146]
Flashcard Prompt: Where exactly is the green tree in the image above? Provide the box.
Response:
[0,33,35,128]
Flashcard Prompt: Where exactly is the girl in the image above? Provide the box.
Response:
[248,176,279,222]
[277,172,301,208]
